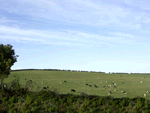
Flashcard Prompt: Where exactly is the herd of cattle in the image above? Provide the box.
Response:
[24,77,149,97]
[1,76,148,98]
[67,80,119,93]
[22,79,128,96]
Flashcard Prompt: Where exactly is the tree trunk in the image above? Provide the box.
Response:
[0,78,4,92]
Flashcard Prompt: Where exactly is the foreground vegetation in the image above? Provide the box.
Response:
[0,71,150,112]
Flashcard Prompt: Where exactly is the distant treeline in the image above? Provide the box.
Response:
[9,69,150,75]
[9,69,106,73]
[110,72,150,75]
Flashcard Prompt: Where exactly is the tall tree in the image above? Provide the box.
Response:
[0,43,19,91]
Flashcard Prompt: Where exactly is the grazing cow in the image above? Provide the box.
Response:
[122,82,124,84]
[114,86,116,88]
[109,91,112,94]
[14,76,16,77]
[94,84,98,88]
[28,80,32,83]
[103,86,106,88]
[108,85,111,87]
[86,84,88,85]
[43,87,47,89]
[111,82,114,85]
[25,78,26,80]
[121,91,127,97]
[89,85,92,87]
[71,89,75,92]
[64,81,67,83]
[121,91,127,94]
[103,86,107,89]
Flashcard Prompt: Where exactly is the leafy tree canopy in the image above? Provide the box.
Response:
[0,43,19,91]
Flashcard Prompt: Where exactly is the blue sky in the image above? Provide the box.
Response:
[0,0,150,73]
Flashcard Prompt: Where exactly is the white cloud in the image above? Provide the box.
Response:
[0,25,146,47]
[124,0,150,10]
[1,0,150,27]
[0,17,17,23]
[0,0,150,47]
[108,32,135,39]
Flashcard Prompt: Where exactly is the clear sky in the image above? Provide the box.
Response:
[0,0,150,73]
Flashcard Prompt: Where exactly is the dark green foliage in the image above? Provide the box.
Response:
[0,43,19,92]
[120,100,129,107]
[61,97,67,104]
[136,97,145,105]
[52,97,59,102]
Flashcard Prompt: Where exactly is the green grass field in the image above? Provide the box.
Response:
[4,70,150,100]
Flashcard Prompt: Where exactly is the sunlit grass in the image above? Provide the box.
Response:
[2,71,149,100]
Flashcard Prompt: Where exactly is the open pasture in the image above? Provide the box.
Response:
[4,70,150,100]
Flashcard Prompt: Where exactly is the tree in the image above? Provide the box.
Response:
[0,43,19,92]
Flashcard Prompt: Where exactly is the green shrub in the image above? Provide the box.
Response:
[33,100,39,106]
[9,96,16,103]
[92,101,97,107]
[144,104,149,109]
[47,107,53,112]
[8,103,14,109]
[32,106,39,112]
[25,109,31,113]
[106,108,111,113]
[2,97,8,103]
[52,97,58,102]
[55,106,60,112]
